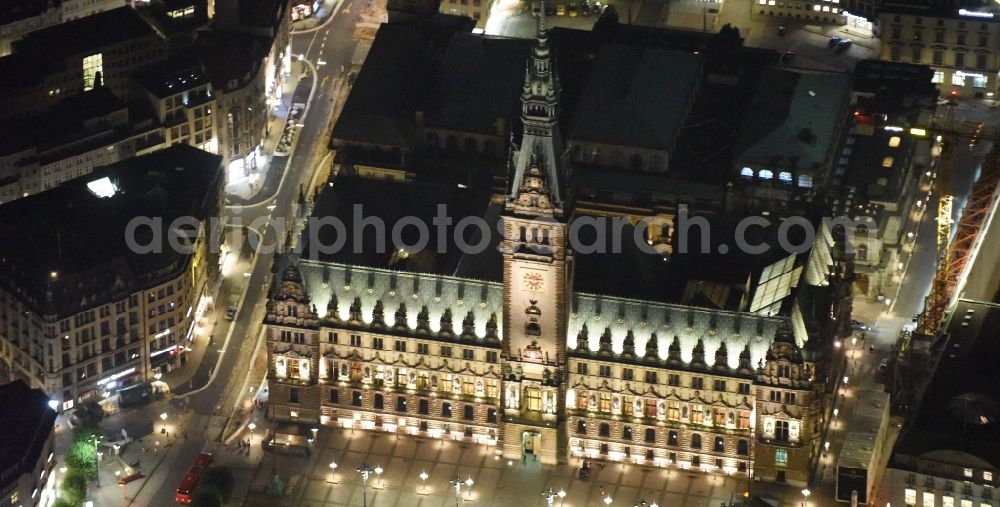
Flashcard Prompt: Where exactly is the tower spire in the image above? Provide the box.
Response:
[507,4,565,208]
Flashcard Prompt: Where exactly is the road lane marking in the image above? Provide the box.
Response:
[342,1,352,14]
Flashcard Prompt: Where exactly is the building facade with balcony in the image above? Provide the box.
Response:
[879,2,1000,97]
[264,22,827,487]
[0,146,223,410]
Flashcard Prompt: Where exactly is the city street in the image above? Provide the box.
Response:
[51,1,368,505]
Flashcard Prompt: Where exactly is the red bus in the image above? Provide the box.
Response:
[175,452,213,504]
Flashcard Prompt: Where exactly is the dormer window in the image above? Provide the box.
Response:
[778,364,791,378]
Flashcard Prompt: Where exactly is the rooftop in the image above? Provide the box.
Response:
[842,127,915,204]
[0,0,59,25]
[0,145,223,317]
[13,7,159,59]
[891,299,1000,470]
[737,69,852,173]
[567,45,701,151]
[195,29,271,90]
[0,380,56,485]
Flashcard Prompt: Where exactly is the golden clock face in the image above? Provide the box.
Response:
[521,271,545,293]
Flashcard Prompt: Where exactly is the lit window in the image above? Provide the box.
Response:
[889,136,901,148]
[832,7,838,12]
[984,471,993,482]
[814,4,820,10]
[768,0,775,5]
[759,169,774,179]
[953,74,967,86]
[965,468,975,478]
[961,500,973,507]
[82,53,103,91]
[779,171,792,183]
[943,495,954,507]
[798,175,813,188]
[775,448,788,465]
[882,156,894,168]
[923,492,935,506]
[932,71,944,84]
[904,488,916,506]
[822,5,830,11]
[741,167,755,178]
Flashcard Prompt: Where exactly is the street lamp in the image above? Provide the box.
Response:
[358,465,373,507]
[604,494,613,505]
[419,470,429,493]
[328,461,338,483]
[93,436,101,487]
[449,476,472,507]
[375,465,384,488]
[159,412,167,433]
[802,488,811,506]
[465,476,474,500]
[248,422,256,442]
[543,488,557,506]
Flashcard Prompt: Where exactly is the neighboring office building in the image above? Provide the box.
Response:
[0,145,223,410]
[881,299,1000,507]
[135,55,220,155]
[880,2,1000,97]
[0,380,57,507]
[266,22,829,487]
[754,0,851,26]
[61,0,128,21]
[835,385,891,505]
[0,87,165,205]
[198,0,291,177]
[732,68,853,212]
[0,0,61,57]
[0,7,169,121]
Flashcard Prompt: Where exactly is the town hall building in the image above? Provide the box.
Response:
[263,17,834,487]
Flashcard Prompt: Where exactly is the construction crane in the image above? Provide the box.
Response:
[913,106,998,336]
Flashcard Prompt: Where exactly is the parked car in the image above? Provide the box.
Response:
[225,305,237,320]
[851,319,867,331]
[781,51,796,63]
[828,36,842,48]
[778,25,786,36]
[836,39,852,51]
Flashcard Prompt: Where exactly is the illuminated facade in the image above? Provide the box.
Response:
[880,6,1000,96]
[265,20,824,485]
[0,146,223,410]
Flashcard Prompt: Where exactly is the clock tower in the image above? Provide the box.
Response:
[498,9,574,465]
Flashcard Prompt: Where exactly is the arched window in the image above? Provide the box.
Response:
[645,428,656,443]
[759,169,774,179]
[668,430,678,445]
[396,396,407,412]
[599,423,610,437]
[740,167,754,179]
[714,436,725,452]
[691,433,702,449]
[737,439,749,455]
[623,426,633,440]
[374,393,384,409]
[352,390,362,407]
[464,404,474,420]
[577,419,587,434]
[442,402,452,418]
[857,243,868,261]
[419,398,429,415]
[779,171,792,183]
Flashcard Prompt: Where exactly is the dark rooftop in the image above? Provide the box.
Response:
[195,29,270,90]
[0,145,223,317]
[0,87,128,155]
[136,52,212,98]
[0,380,56,485]
[568,45,701,151]
[842,128,914,203]
[0,0,58,25]
[13,7,159,59]
[891,299,1000,470]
